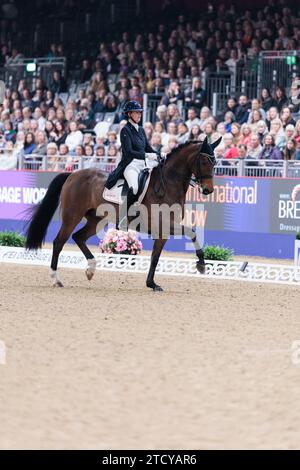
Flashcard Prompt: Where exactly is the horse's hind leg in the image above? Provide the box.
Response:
[72,216,99,281]
[50,216,81,287]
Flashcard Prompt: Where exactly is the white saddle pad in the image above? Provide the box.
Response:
[103,170,152,205]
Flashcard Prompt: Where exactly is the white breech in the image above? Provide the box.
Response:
[123,159,146,195]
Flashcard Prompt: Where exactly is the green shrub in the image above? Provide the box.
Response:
[0,230,26,247]
[204,244,234,261]
[296,232,300,240]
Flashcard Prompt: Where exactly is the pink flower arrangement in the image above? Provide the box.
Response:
[99,229,142,255]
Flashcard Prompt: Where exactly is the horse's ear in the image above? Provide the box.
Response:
[201,136,209,154]
[211,136,222,150]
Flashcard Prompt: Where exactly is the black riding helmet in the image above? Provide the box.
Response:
[123,100,143,115]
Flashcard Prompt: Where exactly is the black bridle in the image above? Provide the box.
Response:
[192,149,216,186]
[154,144,216,195]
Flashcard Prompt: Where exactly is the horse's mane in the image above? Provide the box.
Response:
[165,140,200,160]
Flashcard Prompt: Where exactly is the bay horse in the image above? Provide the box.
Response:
[25,136,220,291]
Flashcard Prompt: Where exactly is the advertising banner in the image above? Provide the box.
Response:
[0,171,300,258]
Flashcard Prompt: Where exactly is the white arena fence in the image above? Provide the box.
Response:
[12,154,300,179]
[0,247,299,287]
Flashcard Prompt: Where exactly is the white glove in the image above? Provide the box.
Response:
[145,152,158,161]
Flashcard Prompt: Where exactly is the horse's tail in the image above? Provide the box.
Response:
[25,172,71,250]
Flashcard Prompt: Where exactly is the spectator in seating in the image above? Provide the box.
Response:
[273,86,289,112]
[33,107,46,131]
[199,106,212,131]
[166,104,182,125]
[280,106,296,129]
[259,134,282,160]
[30,119,39,134]
[203,122,215,143]
[107,144,119,163]
[165,122,178,144]
[155,104,168,129]
[247,134,263,160]
[31,89,44,110]
[80,59,93,83]
[50,70,67,94]
[21,89,33,110]
[240,123,252,147]
[270,118,286,152]
[248,98,266,122]
[77,106,95,130]
[65,120,83,152]
[188,124,202,142]
[177,122,189,144]
[235,94,251,124]
[248,109,263,133]
[266,106,280,130]
[288,80,300,114]
[150,132,163,153]
[3,120,16,143]
[14,130,25,157]
[184,77,206,111]
[167,136,179,152]
[285,124,296,141]
[84,144,94,157]
[283,139,297,160]
[53,120,67,146]
[185,107,201,131]
[58,143,69,158]
[256,120,268,144]
[237,144,250,160]
[231,122,241,145]
[105,130,118,148]
[223,133,238,159]
[0,140,18,170]
[161,81,184,106]
[32,130,47,155]
[44,120,56,142]
[95,145,106,158]
[23,132,36,155]
[225,97,238,117]
[216,122,227,136]
[45,90,54,108]
[145,70,156,94]
[12,109,23,131]
[46,142,60,171]
[223,111,235,132]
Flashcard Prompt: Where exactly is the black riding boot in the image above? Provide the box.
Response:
[118,187,137,230]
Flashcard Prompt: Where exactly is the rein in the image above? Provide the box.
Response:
[153,144,216,196]
[153,156,166,197]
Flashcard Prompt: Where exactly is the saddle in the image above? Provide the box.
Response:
[103,168,152,205]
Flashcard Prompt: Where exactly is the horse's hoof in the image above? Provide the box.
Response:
[153,285,163,292]
[86,269,94,281]
[86,259,96,281]
[196,262,205,274]
[53,280,64,288]
[146,281,163,292]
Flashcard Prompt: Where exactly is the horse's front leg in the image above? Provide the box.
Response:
[146,238,167,292]
[172,223,205,274]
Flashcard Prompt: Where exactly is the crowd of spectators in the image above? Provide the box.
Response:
[0,0,300,171]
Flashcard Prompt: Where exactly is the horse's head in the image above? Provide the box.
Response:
[192,136,221,195]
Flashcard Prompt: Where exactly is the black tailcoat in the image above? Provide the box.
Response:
[105,121,156,189]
